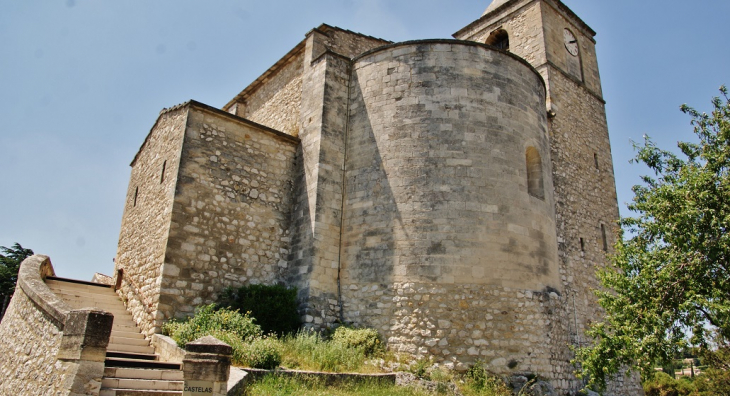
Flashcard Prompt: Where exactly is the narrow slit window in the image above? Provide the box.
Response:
[526,147,544,199]
[160,160,167,183]
[133,187,138,207]
[600,224,608,251]
[580,238,585,252]
[594,153,599,170]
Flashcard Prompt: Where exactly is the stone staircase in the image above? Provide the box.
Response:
[46,277,184,395]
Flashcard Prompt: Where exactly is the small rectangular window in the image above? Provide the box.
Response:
[133,187,138,207]
[161,160,167,183]
[594,153,599,170]
[579,238,585,252]
[601,224,608,251]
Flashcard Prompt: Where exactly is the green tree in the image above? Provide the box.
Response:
[0,243,34,317]
[575,87,730,390]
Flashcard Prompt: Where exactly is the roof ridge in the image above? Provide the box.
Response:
[317,23,393,45]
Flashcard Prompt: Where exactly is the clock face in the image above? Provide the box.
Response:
[563,29,579,57]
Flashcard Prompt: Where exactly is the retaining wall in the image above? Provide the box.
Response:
[0,255,113,396]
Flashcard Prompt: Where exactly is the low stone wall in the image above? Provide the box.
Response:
[152,333,248,396]
[152,333,186,363]
[0,255,113,396]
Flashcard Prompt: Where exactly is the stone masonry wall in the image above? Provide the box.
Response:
[454,1,546,68]
[345,282,583,390]
[548,68,619,354]
[0,287,74,395]
[454,3,640,393]
[539,1,602,96]
[321,26,390,59]
[339,41,575,386]
[115,105,188,336]
[158,105,298,322]
[233,52,304,137]
[0,255,113,396]
[285,43,351,327]
[344,41,556,290]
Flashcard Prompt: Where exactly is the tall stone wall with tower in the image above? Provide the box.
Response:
[112,2,641,394]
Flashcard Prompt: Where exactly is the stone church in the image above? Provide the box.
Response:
[113,0,638,393]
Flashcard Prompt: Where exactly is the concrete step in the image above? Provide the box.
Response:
[104,367,183,381]
[110,336,151,347]
[113,323,144,332]
[105,357,181,370]
[113,325,142,334]
[101,378,183,391]
[51,297,126,310]
[57,301,132,314]
[49,289,123,303]
[100,389,181,396]
[63,306,133,318]
[112,330,146,340]
[46,279,118,295]
[50,293,125,304]
[108,343,156,355]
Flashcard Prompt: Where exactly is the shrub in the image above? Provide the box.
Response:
[643,371,697,396]
[163,304,262,346]
[331,326,383,357]
[316,340,366,372]
[461,361,512,396]
[408,357,433,379]
[237,337,282,369]
[219,284,300,336]
[280,329,367,373]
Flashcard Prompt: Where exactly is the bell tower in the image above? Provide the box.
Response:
[456,1,630,393]
[455,0,605,105]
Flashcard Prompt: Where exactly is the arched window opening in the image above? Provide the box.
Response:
[486,29,510,51]
[526,147,544,199]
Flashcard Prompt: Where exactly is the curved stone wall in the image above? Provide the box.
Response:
[345,40,556,289]
[340,41,563,376]
[0,255,113,395]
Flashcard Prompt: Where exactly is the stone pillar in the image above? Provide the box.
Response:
[57,308,114,396]
[182,336,232,396]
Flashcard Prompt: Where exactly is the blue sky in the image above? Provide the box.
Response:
[1,0,728,281]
